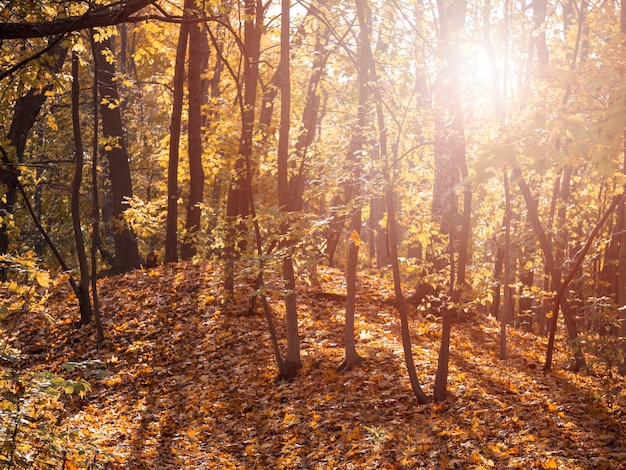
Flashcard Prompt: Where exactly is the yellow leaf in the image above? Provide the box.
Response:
[35,271,50,288]
[544,457,558,469]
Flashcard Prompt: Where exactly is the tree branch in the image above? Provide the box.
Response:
[0,0,155,40]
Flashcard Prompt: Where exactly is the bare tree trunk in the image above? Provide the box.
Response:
[90,32,105,343]
[164,7,191,263]
[92,36,139,273]
[387,184,430,404]
[500,169,512,359]
[338,0,371,373]
[491,242,503,319]
[617,133,626,373]
[277,0,301,377]
[182,19,208,260]
[70,51,93,326]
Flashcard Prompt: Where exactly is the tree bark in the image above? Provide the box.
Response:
[90,31,105,343]
[92,35,139,273]
[277,0,301,377]
[165,9,191,263]
[500,169,512,359]
[181,18,208,260]
[71,51,93,325]
[337,0,371,373]
[388,185,430,404]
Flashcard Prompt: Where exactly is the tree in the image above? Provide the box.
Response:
[164,0,209,262]
[432,0,470,402]
[500,169,512,359]
[70,50,93,325]
[513,166,587,371]
[223,0,264,295]
[92,34,140,273]
[164,2,192,263]
[276,0,303,378]
[0,1,154,42]
[336,0,370,374]
[0,41,68,279]
[181,11,208,260]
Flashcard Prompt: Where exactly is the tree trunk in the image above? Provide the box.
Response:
[546,191,625,374]
[90,31,105,343]
[182,19,208,260]
[618,133,626,373]
[70,51,93,325]
[500,169,512,359]
[223,0,262,295]
[432,0,468,402]
[491,242,503,320]
[386,156,430,404]
[164,9,191,263]
[369,194,389,267]
[92,36,139,273]
[337,0,371,373]
[277,0,301,378]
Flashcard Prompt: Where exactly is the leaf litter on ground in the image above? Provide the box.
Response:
[3,261,626,469]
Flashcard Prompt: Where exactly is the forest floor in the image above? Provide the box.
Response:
[4,261,626,469]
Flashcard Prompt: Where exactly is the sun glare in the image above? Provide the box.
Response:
[461,46,502,109]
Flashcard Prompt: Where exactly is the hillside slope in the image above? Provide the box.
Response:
[5,262,626,469]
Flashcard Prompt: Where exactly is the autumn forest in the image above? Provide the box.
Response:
[0,0,625,468]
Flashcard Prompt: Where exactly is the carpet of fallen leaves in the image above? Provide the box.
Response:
[5,261,626,469]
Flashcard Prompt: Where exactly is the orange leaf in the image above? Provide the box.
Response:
[348,230,362,247]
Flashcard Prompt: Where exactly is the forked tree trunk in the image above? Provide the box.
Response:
[512,167,586,371]
[386,156,430,404]
[547,191,625,372]
[377,64,429,400]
